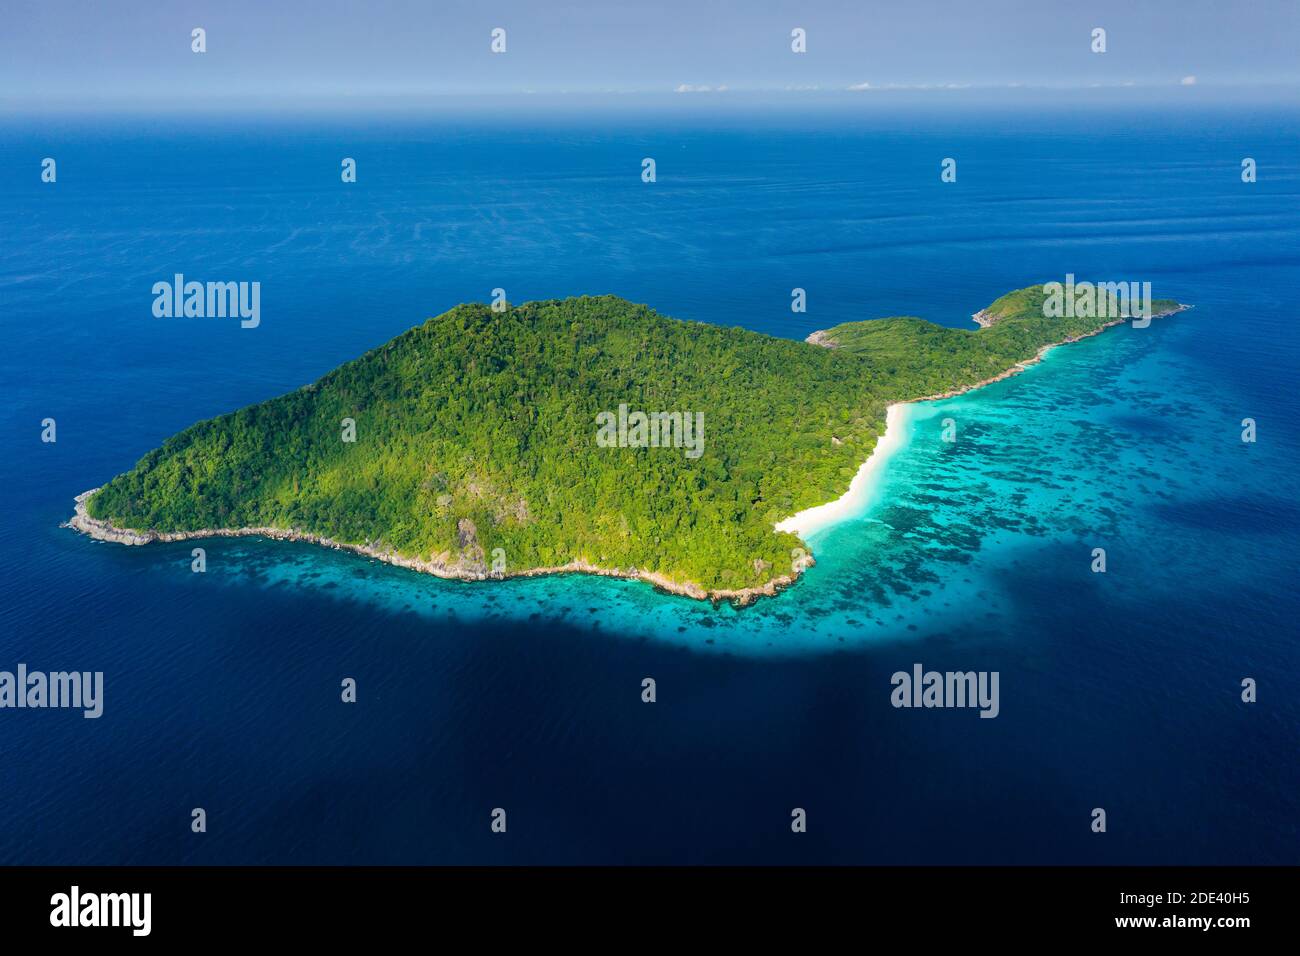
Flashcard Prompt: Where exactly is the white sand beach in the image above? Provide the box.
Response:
[774,403,911,539]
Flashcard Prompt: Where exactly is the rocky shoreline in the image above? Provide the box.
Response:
[908,305,1190,402]
[809,304,1190,404]
[65,489,813,607]
[970,303,1187,332]
[68,304,1187,607]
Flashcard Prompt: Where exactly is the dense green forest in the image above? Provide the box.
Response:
[817,285,1180,396]
[88,287,1179,591]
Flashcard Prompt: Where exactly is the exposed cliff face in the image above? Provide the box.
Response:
[454,517,487,574]
[804,329,839,348]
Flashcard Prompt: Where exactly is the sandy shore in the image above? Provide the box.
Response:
[774,403,911,539]
[779,303,1193,539]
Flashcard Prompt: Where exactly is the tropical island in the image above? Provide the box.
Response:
[70,285,1185,603]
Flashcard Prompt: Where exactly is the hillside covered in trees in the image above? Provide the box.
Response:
[85,287,1180,594]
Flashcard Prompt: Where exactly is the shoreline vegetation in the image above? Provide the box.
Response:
[773,403,911,539]
[66,489,805,603]
[68,286,1190,606]
[775,300,1191,541]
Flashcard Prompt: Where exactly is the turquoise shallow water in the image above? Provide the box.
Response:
[156,303,1292,661]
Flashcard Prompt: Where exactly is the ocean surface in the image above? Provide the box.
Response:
[1,106,1297,863]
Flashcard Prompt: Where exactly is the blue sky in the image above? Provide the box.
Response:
[5,0,1298,111]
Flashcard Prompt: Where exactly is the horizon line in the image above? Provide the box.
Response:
[7,81,1300,116]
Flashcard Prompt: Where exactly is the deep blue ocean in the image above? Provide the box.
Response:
[1,105,1297,863]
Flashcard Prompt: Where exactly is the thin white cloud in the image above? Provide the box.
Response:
[849,81,973,92]
[1181,75,1197,86]
[674,83,727,93]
